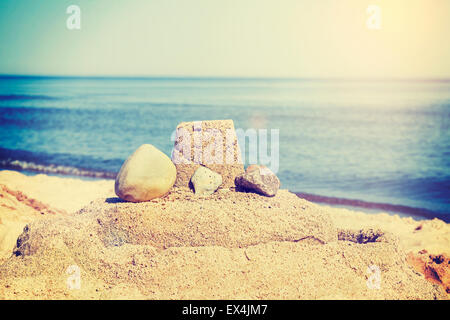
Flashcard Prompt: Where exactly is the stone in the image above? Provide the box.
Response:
[190,166,222,196]
[115,144,176,202]
[235,164,280,197]
[171,120,244,188]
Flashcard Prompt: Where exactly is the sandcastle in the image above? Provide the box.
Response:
[0,120,446,299]
[115,119,281,201]
[171,119,245,189]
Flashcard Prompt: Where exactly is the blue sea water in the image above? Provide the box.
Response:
[0,76,449,220]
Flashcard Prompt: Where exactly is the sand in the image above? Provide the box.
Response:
[328,206,450,256]
[0,170,114,213]
[0,170,448,299]
[0,170,114,264]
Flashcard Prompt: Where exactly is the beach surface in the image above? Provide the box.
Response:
[0,170,448,299]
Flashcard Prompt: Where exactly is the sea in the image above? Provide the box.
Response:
[0,76,449,221]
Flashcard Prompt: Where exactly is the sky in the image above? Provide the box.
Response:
[0,0,449,78]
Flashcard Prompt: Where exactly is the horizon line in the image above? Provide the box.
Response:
[1,73,450,83]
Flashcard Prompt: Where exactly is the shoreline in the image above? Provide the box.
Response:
[3,164,447,222]
[296,192,449,222]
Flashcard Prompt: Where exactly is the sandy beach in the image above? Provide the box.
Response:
[0,170,448,299]
[1,0,449,305]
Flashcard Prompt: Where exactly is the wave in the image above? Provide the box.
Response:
[0,159,116,179]
[0,147,118,179]
[0,94,58,101]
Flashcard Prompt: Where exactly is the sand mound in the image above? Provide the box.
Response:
[0,170,114,264]
[0,183,58,265]
[80,188,337,248]
[0,187,445,299]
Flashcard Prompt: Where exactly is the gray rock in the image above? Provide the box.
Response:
[235,164,280,197]
[190,166,222,196]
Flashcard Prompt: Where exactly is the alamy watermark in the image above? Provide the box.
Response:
[66,4,381,31]
[66,5,81,30]
[66,265,81,290]
[171,122,279,174]
[366,4,382,30]
[366,265,381,290]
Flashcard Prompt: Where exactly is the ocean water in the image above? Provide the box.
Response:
[0,76,449,220]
